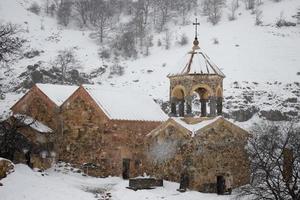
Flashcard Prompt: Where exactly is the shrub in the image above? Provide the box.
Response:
[110,64,124,76]
[28,2,41,15]
[177,34,188,46]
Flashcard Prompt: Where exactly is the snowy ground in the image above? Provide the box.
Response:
[0,164,235,200]
[0,0,300,99]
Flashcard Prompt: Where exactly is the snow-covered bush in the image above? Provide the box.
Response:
[276,12,296,27]
[244,0,255,10]
[202,0,225,25]
[228,0,238,21]
[52,49,80,83]
[163,29,171,50]
[109,64,124,76]
[212,37,219,44]
[255,9,263,25]
[157,39,162,47]
[57,1,72,27]
[28,2,41,15]
[0,23,26,63]
[177,34,188,46]
[99,49,110,60]
[114,30,137,58]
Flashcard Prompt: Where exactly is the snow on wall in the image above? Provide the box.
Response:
[14,114,53,133]
[83,85,168,122]
[172,116,222,136]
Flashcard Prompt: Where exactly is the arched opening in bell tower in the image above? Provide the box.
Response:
[170,86,186,117]
[192,87,210,117]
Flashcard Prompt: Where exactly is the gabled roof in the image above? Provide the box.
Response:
[169,42,225,77]
[148,116,248,138]
[36,84,78,106]
[83,85,168,122]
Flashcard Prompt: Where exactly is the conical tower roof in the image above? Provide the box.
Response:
[169,38,225,78]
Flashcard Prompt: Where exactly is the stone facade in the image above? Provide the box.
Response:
[145,117,250,192]
[0,158,14,180]
[11,85,59,131]
[10,85,162,178]
[10,86,57,169]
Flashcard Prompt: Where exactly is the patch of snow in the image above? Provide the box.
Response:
[14,114,53,133]
[83,85,168,122]
[36,84,78,106]
[0,164,236,200]
[172,116,222,136]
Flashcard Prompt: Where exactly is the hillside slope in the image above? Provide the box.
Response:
[0,0,299,125]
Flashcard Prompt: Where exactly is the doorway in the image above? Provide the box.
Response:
[122,159,130,179]
[179,172,189,192]
[216,175,225,195]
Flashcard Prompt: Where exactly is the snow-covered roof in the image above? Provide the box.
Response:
[83,85,168,122]
[36,84,78,106]
[172,116,222,136]
[14,114,53,133]
[169,47,225,77]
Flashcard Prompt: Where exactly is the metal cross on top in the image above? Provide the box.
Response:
[193,18,200,39]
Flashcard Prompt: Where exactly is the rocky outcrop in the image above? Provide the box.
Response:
[23,50,43,59]
[230,107,258,122]
[0,158,14,180]
[260,110,289,121]
[16,63,92,91]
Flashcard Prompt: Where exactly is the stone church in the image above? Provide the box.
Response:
[9,33,250,193]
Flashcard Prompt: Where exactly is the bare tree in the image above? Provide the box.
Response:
[244,0,255,10]
[255,8,263,25]
[202,0,225,25]
[53,49,79,83]
[228,0,238,21]
[238,122,300,200]
[131,0,149,48]
[163,29,171,50]
[172,0,197,25]
[57,0,72,26]
[0,23,25,63]
[88,0,114,43]
[153,0,171,32]
[114,27,137,58]
[74,0,90,26]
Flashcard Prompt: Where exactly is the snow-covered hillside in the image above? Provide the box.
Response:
[0,0,299,124]
[0,163,235,200]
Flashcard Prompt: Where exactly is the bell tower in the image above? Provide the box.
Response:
[168,19,225,117]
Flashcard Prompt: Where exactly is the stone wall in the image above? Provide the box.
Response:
[146,119,250,192]
[0,158,14,180]
[59,87,161,177]
[11,85,59,130]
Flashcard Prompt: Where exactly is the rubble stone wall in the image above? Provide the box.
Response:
[146,119,250,192]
